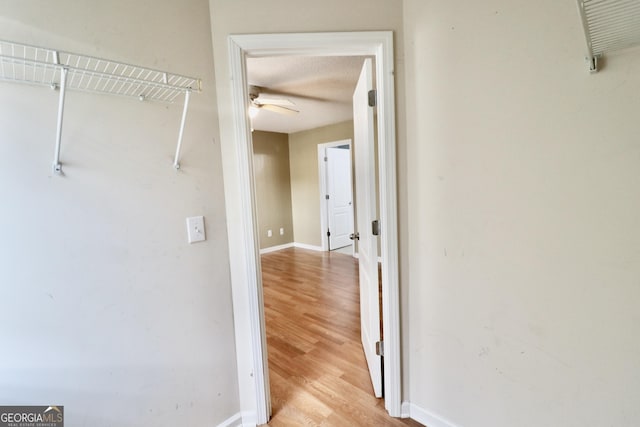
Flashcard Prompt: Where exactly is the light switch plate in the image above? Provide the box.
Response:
[186,216,206,243]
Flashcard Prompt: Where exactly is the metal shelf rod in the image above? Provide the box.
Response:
[53,66,67,174]
[173,89,191,170]
[576,0,598,72]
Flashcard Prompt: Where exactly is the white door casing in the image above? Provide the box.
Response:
[327,146,354,250]
[353,58,382,397]
[225,32,400,424]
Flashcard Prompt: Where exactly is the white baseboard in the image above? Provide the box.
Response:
[401,401,411,418]
[216,412,243,427]
[259,242,325,254]
[259,242,294,254]
[401,402,460,427]
[293,242,323,252]
[215,411,258,427]
[240,411,257,427]
[261,242,349,254]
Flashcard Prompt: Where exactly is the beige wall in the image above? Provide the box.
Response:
[252,131,294,249]
[6,0,638,424]
[289,121,354,247]
[404,1,640,426]
[0,0,239,425]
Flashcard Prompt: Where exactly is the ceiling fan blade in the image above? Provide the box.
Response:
[256,96,295,107]
[260,104,299,115]
[258,87,332,103]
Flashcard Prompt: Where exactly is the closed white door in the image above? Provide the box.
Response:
[353,58,382,397]
[327,146,353,250]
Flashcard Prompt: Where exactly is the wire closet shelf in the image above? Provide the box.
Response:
[576,0,640,72]
[0,39,201,172]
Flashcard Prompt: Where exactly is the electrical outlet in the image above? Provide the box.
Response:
[280,227,284,235]
[267,229,273,237]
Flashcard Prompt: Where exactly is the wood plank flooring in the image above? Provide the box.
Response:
[260,247,423,426]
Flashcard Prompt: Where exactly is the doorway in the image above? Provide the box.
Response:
[318,139,354,253]
[224,31,400,424]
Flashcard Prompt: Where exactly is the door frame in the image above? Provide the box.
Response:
[318,139,353,252]
[226,31,400,423]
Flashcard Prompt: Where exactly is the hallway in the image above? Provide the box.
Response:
[260,247,421,426]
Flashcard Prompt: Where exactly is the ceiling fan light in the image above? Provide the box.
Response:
[249,105,260,119]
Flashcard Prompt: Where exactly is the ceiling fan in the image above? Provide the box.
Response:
[249,85,299,116]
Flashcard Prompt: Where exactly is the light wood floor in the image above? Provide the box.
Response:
[260,247,422,427]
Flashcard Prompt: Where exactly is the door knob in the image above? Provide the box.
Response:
[349,232,360,241]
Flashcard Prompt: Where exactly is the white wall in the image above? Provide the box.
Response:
[404,1,640,426]
[0,1,240,426]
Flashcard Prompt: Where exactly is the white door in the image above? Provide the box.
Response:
[327,146,354,250]
[353,58,382,397]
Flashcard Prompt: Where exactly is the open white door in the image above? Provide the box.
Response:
[353,58,382,397]
[327,146,354,250]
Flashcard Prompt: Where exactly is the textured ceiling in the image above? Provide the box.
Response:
[246,55,368,134]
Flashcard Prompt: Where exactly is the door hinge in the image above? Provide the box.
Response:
[324,156,328,162]
[368,89,377,107]
[372,219,380,236]
[376,340,384,357]
[325,194,330,200]
[327,229,331,237]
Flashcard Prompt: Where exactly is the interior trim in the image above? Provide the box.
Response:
[226,31,400,422]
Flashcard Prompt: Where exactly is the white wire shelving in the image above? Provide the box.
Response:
[576,0,640,72]
[0,40,201,173]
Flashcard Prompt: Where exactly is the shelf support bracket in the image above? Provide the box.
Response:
[576,0,599,73]
[586,55,599,73]
[53,66,68,174]
[173,89,191,170]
